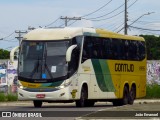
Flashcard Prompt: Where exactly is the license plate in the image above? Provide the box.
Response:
[36,94,45,98]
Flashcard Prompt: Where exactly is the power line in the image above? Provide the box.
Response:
[83,0,138,21]
[66,0,113,27]
[109,22,123,31]
[65,0,113,26]
[129,20,160,25]
[1,38,17,42]
[45,17,60,28]
[85,0,130,20]
[68,20,77,26]
[0,32,15,40]
[46,0,113,27]
[113,22,124,32]
[128,20,150,25]
[129,25,160,31]
[96,15,124,28]
[130,27,160,36]
[58,23,65,27]
[82,0,113,17]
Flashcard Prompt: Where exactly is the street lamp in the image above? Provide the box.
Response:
[129,12,155,26]
[118,12,155,34]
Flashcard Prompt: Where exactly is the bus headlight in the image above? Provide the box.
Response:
[19,85,23,89]
[17,81,26,89]
[56,80,71,89]
[64,80,71,87]
[58,86,65,89]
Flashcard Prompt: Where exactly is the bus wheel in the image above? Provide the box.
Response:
[86,100,95,107]
[128,86,136,105]
[112,100,121,106]
[122,86,129,105]
[76,86,88,107]
[33,100,42,108]
[113,86,129,106]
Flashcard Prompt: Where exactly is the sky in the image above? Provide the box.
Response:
[0,0,160,50]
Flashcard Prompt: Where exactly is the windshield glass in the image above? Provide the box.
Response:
[18,40,69,81]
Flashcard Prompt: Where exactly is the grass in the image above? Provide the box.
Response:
[0,93,17,102]
[0,93,6,102]
[145,84,160,98]
[6,94,18,101]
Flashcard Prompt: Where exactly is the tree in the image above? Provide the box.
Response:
[0,49,10,59]
[140,35,160,60]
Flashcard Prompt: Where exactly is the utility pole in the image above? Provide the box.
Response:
[124,0,128,35]
[15,30,27,45]
[60,16,81,27]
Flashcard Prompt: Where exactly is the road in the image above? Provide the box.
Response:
[0,102,113,120]
[0,101,160,120]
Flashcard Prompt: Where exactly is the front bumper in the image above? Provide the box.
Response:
[18,86,72,101]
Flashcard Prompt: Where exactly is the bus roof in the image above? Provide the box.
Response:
[23,27,144,41]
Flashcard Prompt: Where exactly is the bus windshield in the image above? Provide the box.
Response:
[18,40,69,81]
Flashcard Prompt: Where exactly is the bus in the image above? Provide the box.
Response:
[10,27,146,107]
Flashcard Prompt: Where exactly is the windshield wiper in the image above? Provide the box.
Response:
[30,56,40,78]
[41,43,53,79]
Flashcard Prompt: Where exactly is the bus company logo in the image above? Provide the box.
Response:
[115,63,134,72]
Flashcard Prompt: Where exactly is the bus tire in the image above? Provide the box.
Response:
[113,86,129,106]
[86,100,95,107]
[112,100,121,106]
[76,86,88,107]
[33,100,42,108]
[121,86,129,105]
[128,86,136,105]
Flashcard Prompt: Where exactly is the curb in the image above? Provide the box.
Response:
[134,99,160,104]
[0,101,32,106]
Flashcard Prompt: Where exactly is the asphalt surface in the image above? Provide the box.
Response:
[0,99,160,106]
[0,99,160,120]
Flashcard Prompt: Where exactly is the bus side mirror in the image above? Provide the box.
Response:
[66,45,77,62]
[10,46,19,63]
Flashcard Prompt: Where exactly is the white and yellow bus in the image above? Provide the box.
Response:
[11,27,146,107]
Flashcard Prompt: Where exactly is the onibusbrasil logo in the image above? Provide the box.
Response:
[2,112,42,117]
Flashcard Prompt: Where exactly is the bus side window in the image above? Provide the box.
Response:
[92,37,101,59]
[112,39,122,60]
[134,41,139,60]
[103,38,112,59]
[82,37,90,63]
[124,40,129,60]
[121,40,126,60]
[138,41,145,60]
